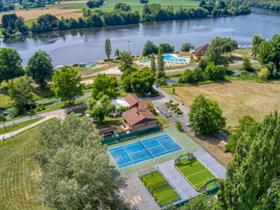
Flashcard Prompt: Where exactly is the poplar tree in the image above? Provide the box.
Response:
[105,38,111,61]
[150,55,156,75]
[216,112,280,210]
[157,47,165,78]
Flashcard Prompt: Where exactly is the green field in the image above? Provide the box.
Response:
[140,171,180,206]
[53,0,199,11]
[176,158,215,191]
[0,122,50,210]
[0,117,43,134]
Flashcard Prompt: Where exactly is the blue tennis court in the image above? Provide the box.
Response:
[109,134,181,168]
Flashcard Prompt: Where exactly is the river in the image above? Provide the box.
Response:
[1,8,280,66]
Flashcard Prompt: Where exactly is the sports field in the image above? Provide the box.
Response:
[140,171,180,206]
[176,158,215,191]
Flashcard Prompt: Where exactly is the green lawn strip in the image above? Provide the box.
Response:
[140,171,180,206]
[176,158,215,191]
[0,120,52,210]
[0,117,44,134]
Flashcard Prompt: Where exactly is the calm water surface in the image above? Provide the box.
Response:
[1,8,280,66]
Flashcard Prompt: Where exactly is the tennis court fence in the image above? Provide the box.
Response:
[102,125,161,145]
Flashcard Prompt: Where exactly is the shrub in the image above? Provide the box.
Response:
[258,67,269,81]
[176,121,184,132]
[87,0,104,8]
[181,42,194,52]
[140,0,148,3]
[159,43,175,53]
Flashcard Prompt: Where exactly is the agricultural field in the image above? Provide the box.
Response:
[0,8,83,21]
[0,122,49,210]
[140,171,180,206]
[175,158,215,191]
[164,80,280,126]
[0,0,198,23]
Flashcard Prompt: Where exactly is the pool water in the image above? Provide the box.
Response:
[109,134,181,168]
[163,54,188,64]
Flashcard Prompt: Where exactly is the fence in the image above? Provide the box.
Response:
[101,125,161,145]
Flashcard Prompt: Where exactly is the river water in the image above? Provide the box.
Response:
[1,8,280,66]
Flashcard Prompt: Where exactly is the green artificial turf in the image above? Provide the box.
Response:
[176,158,215,191]
[141,171,180,206]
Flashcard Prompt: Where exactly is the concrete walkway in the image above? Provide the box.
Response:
[0,116,53,140]
[120,173,160,210]
[158,160,198,201]
[0,103,87,140]
[194,151,226,179]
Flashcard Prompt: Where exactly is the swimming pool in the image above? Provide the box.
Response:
[163,54,189,64]
[109,134,181,168]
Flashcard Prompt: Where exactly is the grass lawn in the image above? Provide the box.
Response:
[176,158,215,191]
[233,48,252,58]
[140,171,180,206]
[0,117,43,134]
[54,0,198,12]
[164,80,280,126]
[0,122,50,210]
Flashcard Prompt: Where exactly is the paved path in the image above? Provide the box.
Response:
[0,116,53,140]
[158,160,198,201]
[0,103,87,139]
[194,151,226,179]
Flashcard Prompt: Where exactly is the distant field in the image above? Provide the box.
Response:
[0,123,49,210]
[164,80,280,126]
[0,7,82,21]
[0,0,198,23]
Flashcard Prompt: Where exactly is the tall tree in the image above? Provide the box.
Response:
[119,51,134,73]
[51,67,83,105]
[189,95,225,136]
[37,114,129,210]
[104,38,112,61]
[143,40,158,56]
[0,48,24,83]
[27,50,53,88]
[123,69,155,96]
[88,95,115,122]
[8,77,35,114]
[156,47,165,78]
[150,55,156,75]
[206,37,238,65]
[258,34,280,79]
[216,112,280,210]
[92,74,118,100]
[252,34,265,57]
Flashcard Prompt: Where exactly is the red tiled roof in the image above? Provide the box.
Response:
[138,99,152,110]
[122,107,156,126]
[194,44,209,56]
[124,94,138,107]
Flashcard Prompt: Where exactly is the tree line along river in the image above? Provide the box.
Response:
[0,8,279,66]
